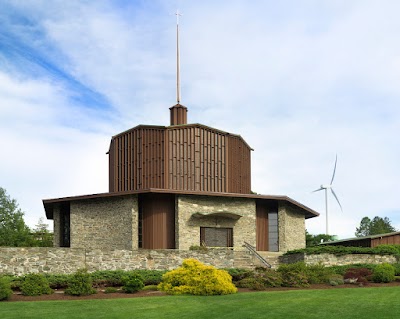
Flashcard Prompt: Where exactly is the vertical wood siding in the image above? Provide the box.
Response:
[227,136,251,193]
[140,193,175,249]
[109,128,166,192]
[256,202,269,251]
[167,126,227,192]
[109,125,252,194]
[372,234,400,246]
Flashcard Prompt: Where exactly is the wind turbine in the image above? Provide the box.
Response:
[312,155,343,235]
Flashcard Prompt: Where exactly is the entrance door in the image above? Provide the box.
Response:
[200,227,233,247]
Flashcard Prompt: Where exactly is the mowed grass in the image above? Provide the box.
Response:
[1,287,400,319]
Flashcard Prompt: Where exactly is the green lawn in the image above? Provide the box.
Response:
[1,287,399,319]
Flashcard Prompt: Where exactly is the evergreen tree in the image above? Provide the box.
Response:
[355,216,396,237]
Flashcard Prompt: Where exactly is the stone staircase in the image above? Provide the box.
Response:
[233,249,283,269]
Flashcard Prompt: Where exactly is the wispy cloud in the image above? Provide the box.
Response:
[0,1,399,237]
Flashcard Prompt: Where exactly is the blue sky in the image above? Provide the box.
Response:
[0,0,399,238]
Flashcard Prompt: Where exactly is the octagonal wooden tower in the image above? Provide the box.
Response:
[108,104,252,194]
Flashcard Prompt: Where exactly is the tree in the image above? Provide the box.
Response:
[31,217,53,247]
[0,187,32,246]
[355,216,396,237]
[306,230,336,247]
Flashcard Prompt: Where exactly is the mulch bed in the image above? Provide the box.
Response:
[6,282,400,302]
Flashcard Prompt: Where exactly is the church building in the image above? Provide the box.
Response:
[43,16,318,253]
[43,103,318,253]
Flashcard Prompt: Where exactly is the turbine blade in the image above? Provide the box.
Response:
[312,187,324,193]
[330,154,337,185]
[331,188,343,212]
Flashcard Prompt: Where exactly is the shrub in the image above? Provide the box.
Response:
[237,268,282,290]
[20,274,53,296]
[372,263,395,283]
[44,274,70,289]
[306,263,334,284]
[278,262,309,288]
[328,274,344,286]
[122,273,144,293]
[158,258,237,295]
[90,270,166,287]
[65,269,96,296]
[236,277,265,290]
[285,244,400,256]
[91,270,126,287]
[136,270,166,286]
[104,287,118,294]
[343,267,372,284]
[328,264,376,276]
[224,268,254,282]
[189,245,208,252]
[392,263,400,276]
[142,285,158,291]
[0,277,12,301]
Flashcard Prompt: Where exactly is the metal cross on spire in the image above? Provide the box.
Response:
[175,9,182,104]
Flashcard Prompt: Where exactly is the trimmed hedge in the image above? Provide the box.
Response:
[285,244,400,256]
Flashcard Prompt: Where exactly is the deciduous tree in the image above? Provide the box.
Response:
[0,187,32,246]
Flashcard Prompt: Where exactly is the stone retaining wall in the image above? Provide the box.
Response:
[281,253,398,266]
[2,248,398,276]
[0,247,246,276]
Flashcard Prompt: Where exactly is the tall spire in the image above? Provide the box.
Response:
[176,9,181,104]
[169,9,187,126]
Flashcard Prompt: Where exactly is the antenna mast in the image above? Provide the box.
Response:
[176,10,182,104]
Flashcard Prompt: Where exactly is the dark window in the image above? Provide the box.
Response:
[60,203,70,247]
[138,201,143,248]
[200,227,233,247]
[268,212,278,252]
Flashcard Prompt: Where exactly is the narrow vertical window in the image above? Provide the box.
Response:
[60,203,70,247]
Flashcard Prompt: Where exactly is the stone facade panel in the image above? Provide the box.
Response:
[70,195,138,250]
[278,203,306,252]
[176,195,256,250]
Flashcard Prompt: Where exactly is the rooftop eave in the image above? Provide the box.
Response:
[43,188,319,220]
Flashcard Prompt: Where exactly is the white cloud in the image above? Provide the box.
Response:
[0,1,399,238]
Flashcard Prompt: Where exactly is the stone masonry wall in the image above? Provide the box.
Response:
[0,247,246,276]
[70,195,138,250]
[278,203,306,252]
[53,205,61,247]
[281,253,398,266]
[176,195,256,250]
[1,248,398,276]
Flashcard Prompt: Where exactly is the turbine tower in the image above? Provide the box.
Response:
[312,155,343,235]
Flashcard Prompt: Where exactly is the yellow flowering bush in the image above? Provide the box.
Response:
[158,258,237,295]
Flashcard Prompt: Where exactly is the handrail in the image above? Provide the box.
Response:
[243,242,272,268]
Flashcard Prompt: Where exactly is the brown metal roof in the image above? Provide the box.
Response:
[43,188,319,220]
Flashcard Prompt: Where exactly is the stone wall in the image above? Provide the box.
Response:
[53,206,61,246]
[278,203,306,252]
[176,195,256,250]
[0,247,246,276]
[70,195,138,250]
[281,253,398,266]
